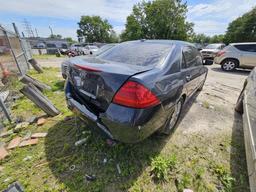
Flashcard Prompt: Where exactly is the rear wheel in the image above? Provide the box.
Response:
[235,89,245,114]
[161,98,183,135]
[221,59,238,71]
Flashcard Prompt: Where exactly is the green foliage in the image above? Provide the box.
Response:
[64,37,77,44]
[121,0,193,41]
[49,34,62,39]
[176,172,193,192]
[77,16,117,43]
[225,7,256,43]
[213,164,235,191]
[189,33,224,44]
[150,154,177,180]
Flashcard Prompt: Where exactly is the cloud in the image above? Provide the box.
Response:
[0,0,139,23]
[187,0,256,35]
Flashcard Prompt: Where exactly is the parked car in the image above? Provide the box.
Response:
[214,42,256,71]
[200,43,226,60]
[235,68,256,191]
[84,45,99,55]
[65,40,208,143]
[92,43,117,56]
[61,44,117,79]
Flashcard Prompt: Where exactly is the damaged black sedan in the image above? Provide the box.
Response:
[65,40,208,143]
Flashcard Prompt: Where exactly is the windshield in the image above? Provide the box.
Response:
[98,42,172,66]
[205,44,222,49]
[95,44,116,56]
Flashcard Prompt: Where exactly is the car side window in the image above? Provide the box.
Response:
[182,46,200,68]
[234,44,256,52]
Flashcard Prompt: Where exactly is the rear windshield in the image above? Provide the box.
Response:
[98,42,172,66]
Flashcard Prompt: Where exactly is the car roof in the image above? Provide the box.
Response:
[230,42,256,45]
[122,39,195,47]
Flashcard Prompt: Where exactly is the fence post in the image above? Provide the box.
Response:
[2,29,23,75]
[0,97,11,122]
[12,23,30,69]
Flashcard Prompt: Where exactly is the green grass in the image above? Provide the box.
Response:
[33,54,66,60]
[0,68,250,191]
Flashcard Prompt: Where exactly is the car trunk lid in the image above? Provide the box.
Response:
[69,57,153,111]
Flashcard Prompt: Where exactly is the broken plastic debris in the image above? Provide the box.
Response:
[69,165,76,171]
[116,163,121,175]
[3,181,24,192]
[85,174,96,181]
[23,156,32,161]
[183,189,193,192]
[75,137,88,146]
[103,158,107,164]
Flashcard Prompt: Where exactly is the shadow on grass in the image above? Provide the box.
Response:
[44,92,200,192]
[51,80,65,91]
[230,112,250,191]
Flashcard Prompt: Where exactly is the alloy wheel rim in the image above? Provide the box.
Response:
[169,101,182,130]
[223,61,235,71]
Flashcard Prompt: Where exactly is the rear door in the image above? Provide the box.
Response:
[181,45,203,96]
[234,44,256,67]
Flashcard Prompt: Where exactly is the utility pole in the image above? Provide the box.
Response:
[22,19,34,37]
[49,26,53,37]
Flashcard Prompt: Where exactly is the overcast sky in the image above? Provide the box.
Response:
[0,0,255,39]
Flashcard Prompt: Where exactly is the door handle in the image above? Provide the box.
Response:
[186,75,191,81]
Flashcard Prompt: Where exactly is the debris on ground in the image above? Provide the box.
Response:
[19,139,38,147]
[28,58,43,73]
[116,163,121,175]
[31,132,47,138]
[19,74,51,91]
[64,116,73,121]
[26,116,37,124]
[69,165,76,171]
[23,156,32,161]
[183,189,193,192]
[14,122,29,132]
[106,139,116,146]
[103,158,107,164]
[37,118,46,126]
[85,174,96,181]
[3,181,24,192]
[7,137,22,150]
[22,132,32,141]
[20,84,60,117]
[0,130,13,138]
[75,137,88,147]
[0,146,9,160]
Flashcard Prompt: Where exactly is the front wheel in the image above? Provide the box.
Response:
[221,59,238,71]
[161,98,183,135]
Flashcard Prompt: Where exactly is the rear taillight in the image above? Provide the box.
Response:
[74,64,101,72]
[216,51,225,57]
[113,81,160,109]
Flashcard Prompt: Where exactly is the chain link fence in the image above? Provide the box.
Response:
[0,24,31,126]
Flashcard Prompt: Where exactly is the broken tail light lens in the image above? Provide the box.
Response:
[113,81,160,108]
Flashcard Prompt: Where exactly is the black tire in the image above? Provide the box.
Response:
[221,59,238,71]
[160,97,184,135]
[235,89,244,114]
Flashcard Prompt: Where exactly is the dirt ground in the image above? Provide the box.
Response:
[0,58,250,191]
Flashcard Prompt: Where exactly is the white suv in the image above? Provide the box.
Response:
[214,42,256,71]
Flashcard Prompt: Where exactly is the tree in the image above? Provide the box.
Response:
[209,35,225,43]
[120,0,193,41]
[49,34,62,39]
[77,16,115,43]
[225,7,256,43]
[190,33,211,44]
[64,37,77,44]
